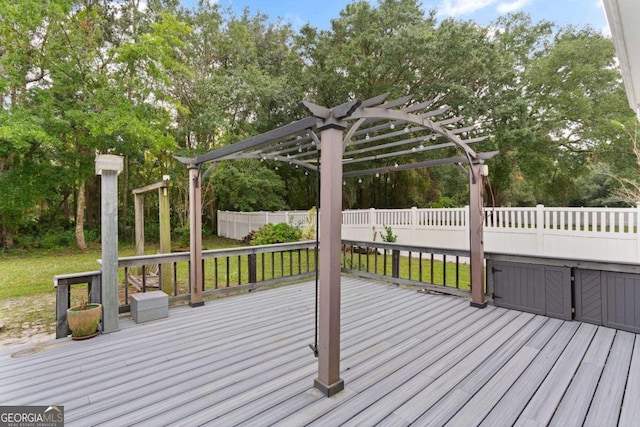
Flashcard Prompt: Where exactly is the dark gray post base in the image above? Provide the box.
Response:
[189,301,205,308]
[314,378,345,397]
[470,301,488,309]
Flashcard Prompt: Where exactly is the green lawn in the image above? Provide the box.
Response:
[0,237,243,300]
[343,251,471,289]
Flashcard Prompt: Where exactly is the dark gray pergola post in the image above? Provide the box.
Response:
[189,165,204,307]
[96,154,124,333]
[469,162,487,308]
[314,124,346,397]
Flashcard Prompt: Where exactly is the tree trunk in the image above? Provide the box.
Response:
[1,219,13,249]
[76,180,87,251]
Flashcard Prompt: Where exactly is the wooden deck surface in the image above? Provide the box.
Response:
[1,276,638,426]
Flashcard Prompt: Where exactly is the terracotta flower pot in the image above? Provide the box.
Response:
[67,303,102,340]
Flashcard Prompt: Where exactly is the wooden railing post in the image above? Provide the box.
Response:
[392,249,400,279]
[248,253,257,283]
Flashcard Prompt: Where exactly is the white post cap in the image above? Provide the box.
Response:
[96,154,124,175]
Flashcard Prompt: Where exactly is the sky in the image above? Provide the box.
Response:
[179,0,611,36]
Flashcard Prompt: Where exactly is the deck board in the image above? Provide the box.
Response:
[549,326,616,426]
[1,276,638,427]
[584,330,635,426]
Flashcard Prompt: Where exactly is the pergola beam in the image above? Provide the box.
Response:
[183,116,317,166]
[343,151,499,177]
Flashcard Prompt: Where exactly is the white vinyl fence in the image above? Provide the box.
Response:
[218,205,640,263]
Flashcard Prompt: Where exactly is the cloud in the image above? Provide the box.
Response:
[438,0,497,17]
[496,0,532,14]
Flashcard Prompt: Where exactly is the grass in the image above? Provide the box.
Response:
[343,251,471,289]
[0,237,242,300]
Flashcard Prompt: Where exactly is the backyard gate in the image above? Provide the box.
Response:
[487,254,640,333]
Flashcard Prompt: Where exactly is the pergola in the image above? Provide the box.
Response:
[176,93,497,397]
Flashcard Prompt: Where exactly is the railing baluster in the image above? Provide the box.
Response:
[456,256,459,288]
[173,262,178,296]
[124,267,129,305]
[419,252,423,282]
[142,264,146,293]
[214,258,218,289]
[262,252,265,280]
[238,255,241,285]
[383,249,387,276]
[226,256,230,287]
[443,254,447,286]
[202,259,206,291]
[430,253,434,283]
[374,247,378,274]
[408,251,412,280]
[280,251,284,277]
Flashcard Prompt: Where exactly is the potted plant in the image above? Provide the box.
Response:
[67,300,102,340]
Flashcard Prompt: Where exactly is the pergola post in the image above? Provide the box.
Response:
[189,166,204,307]
[96,154,124,334]
[158,179,172,294]
[469,162,487,308]
[134,194,144,256]
[314,125,345,397]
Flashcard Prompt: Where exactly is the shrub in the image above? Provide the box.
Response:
[380,225,397,243]
[250,223,302,246]
[301,207,317,240]
[241,230,258,245]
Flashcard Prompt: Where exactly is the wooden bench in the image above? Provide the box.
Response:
[127,264,160,291]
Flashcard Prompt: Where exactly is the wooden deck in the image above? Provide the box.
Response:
[1,276,639,426]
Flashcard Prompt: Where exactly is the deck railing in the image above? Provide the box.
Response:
[341,239,471,298]
[54,240,479,339]
[116,241,318,311]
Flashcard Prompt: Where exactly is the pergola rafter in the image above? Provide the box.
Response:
[175,92,497,398]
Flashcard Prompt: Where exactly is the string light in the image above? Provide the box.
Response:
[404,126,410,133]
[275,166,279,170]
[394,162,399,168]
[375,173,380,178]
[298,147,303,153]
[389,123,395,130]
[305,171,309,176]
[358,178,362,184]
[419,144,424,149]
[343,181,346,186]
[365,133,370,140]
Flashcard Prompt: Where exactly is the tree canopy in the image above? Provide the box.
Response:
[0,0,635,249]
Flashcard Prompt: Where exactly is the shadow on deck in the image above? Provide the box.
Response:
[1,276,639,426]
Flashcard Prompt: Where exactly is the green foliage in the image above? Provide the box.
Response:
[301,207,317,240]
[250,223,302,246]
[212,160,288,212]
[379,226,397,243]
[0,0,636,250]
